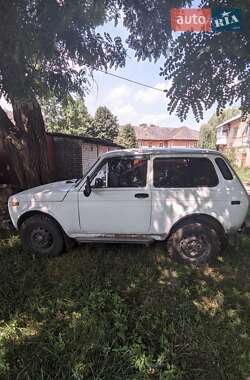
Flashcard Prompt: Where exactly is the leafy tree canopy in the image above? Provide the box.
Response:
[93,106,119,141]
[116,124,137,148]
[199,107,240,149]
[161,1,250,121]
[41,96,93,135]
[0,0,126,103]
[1,0,246,120]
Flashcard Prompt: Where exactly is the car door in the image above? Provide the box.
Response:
[78,155,151,234]
[151,155,221,235]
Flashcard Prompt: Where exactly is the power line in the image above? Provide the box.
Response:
[95,69,166,93]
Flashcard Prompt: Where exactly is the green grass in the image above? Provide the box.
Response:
[1,234,250,379]
[235,166,250,184]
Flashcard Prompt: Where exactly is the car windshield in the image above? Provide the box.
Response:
[74,157,101,187]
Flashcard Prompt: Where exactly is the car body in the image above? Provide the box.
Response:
[8,148,249,263]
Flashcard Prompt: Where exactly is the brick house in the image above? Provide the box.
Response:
[216,114,250,168]
[134,125,199,148]
[46,132,122,181]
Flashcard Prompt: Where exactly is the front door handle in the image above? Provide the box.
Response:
[135,193,149,199]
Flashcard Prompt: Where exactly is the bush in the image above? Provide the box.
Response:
[223,147,236,167]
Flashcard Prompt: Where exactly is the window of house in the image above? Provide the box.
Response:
[153,157,218,188]
[215,157,233,180]
[233,127,238,138]
[92,157,148,188]
[243,123,250,137]
[159,142,163,147]
[222,125,229,135]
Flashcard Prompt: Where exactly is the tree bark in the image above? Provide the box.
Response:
[0,106,26,187]
[0,97,52,189]
[11,96,52,188]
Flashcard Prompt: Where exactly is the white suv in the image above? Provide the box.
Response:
[8,148,249,264]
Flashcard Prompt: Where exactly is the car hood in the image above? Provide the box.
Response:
[15,180,78,202]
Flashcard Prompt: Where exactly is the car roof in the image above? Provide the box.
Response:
[101,147,221,158]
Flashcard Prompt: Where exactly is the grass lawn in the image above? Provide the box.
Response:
[1,234,250,380]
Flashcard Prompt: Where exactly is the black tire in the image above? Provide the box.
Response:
[20,214,64,257]
[167,221,221,264]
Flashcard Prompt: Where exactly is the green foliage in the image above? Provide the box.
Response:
[161,3,250,121]
[199,123,217,150]
[0,1,126,102]
[1,232,250,379]
[223,147,237,167]
[116,124,137,148]
[0,0,189,103]
[199,108,239,149]
[41,96,93,135]
[235,167,250,184]
[92,106,119,141]
[1,0,249,122]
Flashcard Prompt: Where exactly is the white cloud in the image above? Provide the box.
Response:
[134,82,169,105]
[138,112,171,126]
[85,74,202,128]
[105,84,131,103]
[113,104,137,122]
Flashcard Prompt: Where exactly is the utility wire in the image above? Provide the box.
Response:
[95,69,166,93]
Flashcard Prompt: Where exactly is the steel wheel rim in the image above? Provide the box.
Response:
[30,227,54,251]
[179,234,211,260]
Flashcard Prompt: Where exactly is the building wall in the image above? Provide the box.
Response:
[53,136,83,180]
[52,136,119,181]
[138,139,198,148]
[82,144,118,174]
[168,140,198,148]
[217,118,250,168]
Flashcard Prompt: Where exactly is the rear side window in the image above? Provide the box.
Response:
[215,157,233,180]
[153,157,218,188]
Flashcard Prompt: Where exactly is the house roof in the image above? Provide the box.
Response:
[47,132,122,148]
[215,114,242,129]
[134,125,199,141]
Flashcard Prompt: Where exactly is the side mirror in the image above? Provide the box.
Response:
[93,178,104,188]
[83,176,91,197]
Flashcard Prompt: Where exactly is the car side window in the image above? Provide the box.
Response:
[215,157,233,180]
[153,157,218,188]
[92,157,148,188]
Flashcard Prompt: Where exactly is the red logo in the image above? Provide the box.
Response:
[171,8,211,32]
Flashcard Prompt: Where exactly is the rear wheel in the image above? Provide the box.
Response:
[20,214,64,257]
[167,221,221,264]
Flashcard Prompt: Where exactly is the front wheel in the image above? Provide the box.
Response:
[20,214,64,257]
[167,221,221,264]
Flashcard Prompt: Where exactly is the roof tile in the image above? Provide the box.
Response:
[134,125,199,141]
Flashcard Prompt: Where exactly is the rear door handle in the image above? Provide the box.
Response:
[231,200,241,205]
[135,193,149,199]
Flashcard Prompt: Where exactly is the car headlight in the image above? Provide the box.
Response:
[9,199,19,207]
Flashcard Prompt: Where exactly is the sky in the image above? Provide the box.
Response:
[84,20,217,131]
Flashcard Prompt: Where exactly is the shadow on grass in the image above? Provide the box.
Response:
[0,234,250,379]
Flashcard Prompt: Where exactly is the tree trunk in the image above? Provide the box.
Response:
[11,97,52,188]
[0,106,26,188]
[0,97,52,189]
